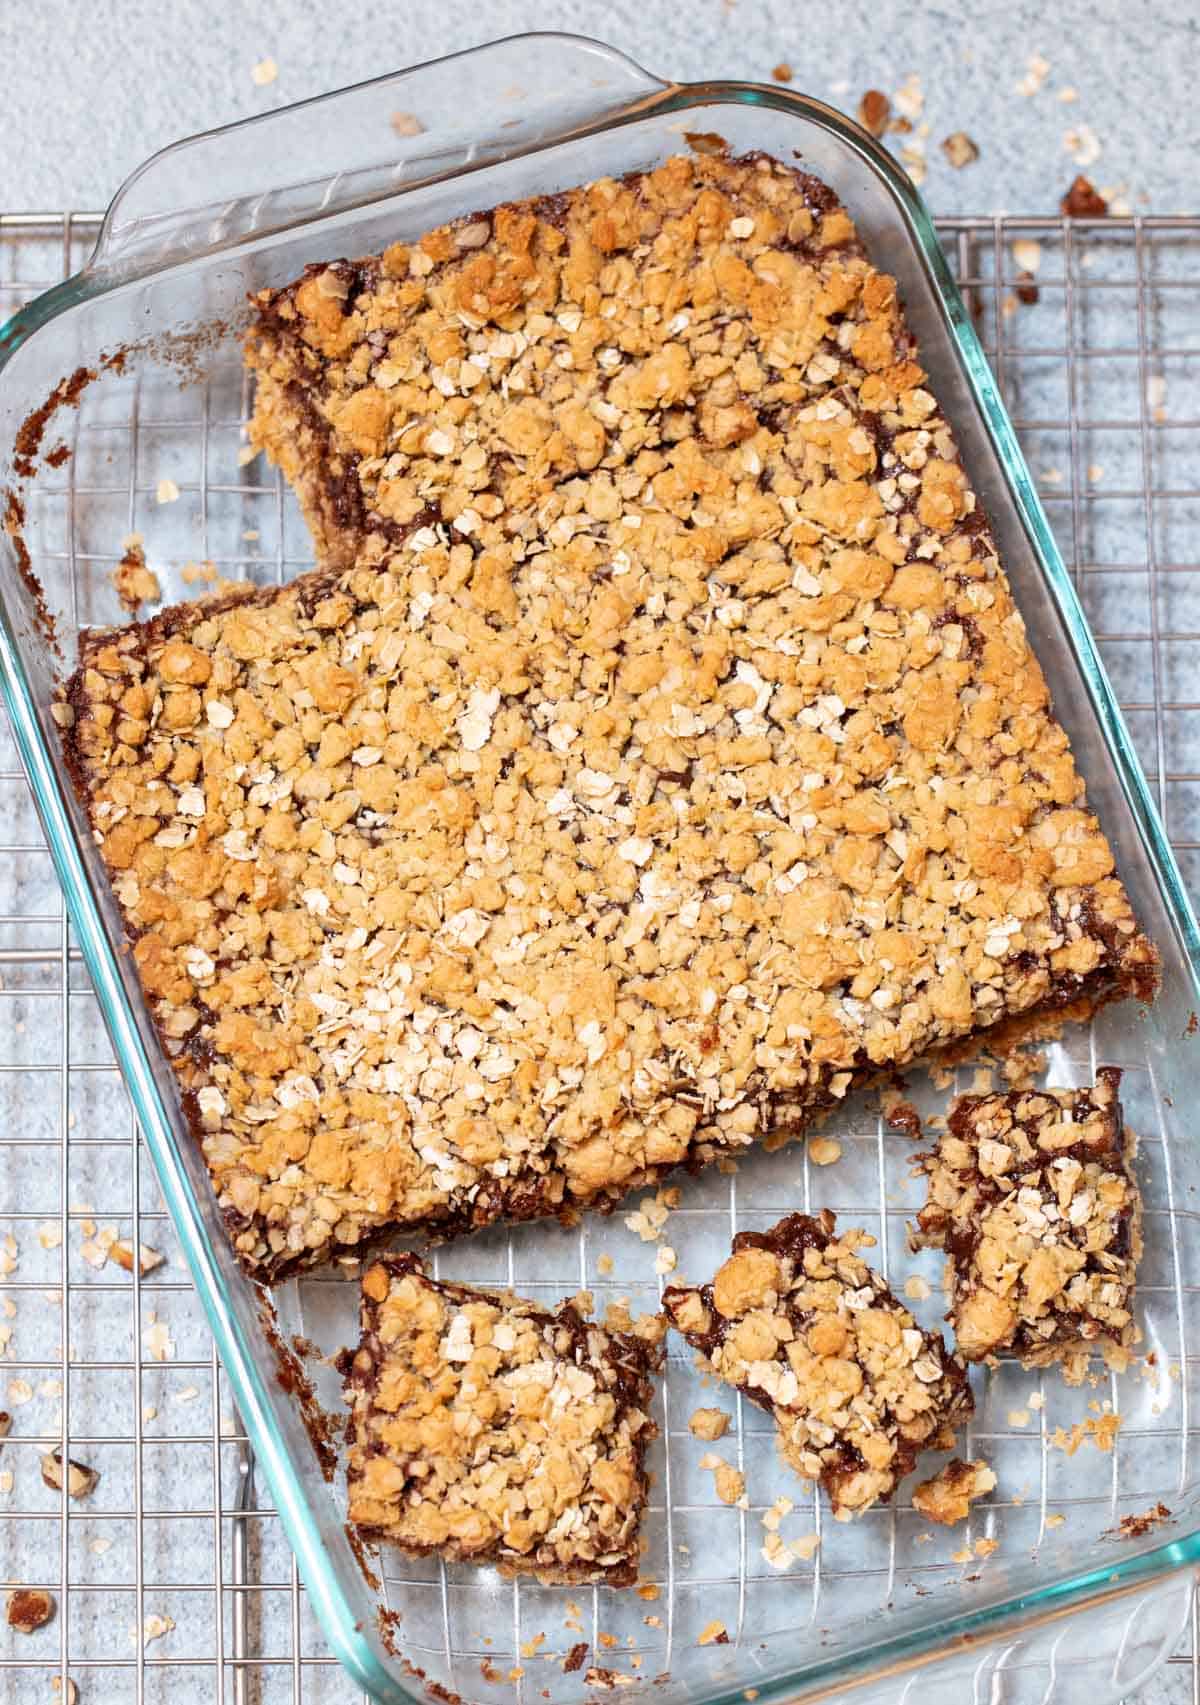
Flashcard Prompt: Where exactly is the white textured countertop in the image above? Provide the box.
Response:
[6,0,1194,216]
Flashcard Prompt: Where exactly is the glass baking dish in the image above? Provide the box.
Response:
[1,32,1199,1705]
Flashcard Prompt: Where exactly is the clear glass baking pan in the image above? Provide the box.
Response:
[1,32,1199,1705]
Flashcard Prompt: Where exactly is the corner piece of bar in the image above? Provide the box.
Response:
[662,1210,972,1520]
[342,1256,662,1585]
[911,1068,1141,1382]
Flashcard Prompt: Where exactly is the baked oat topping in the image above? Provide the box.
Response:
[911,1069,1141,1380]
[663,1210,972,1520]
[67,153,1153,1278]
[342,1255,661,1585]
[911,1457,996,1525]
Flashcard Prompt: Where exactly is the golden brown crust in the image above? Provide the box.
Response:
[912,1069,1141,1379]
[663,1211,973,1520]
[63,153,1155,1279]
[342,1257,660,1585]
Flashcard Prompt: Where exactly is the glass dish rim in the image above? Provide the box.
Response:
[1,32,1198,1703]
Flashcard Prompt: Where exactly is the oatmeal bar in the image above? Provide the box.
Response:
[662,1211,972,1519]
[64,153,1154,1280]
[342,1256,660,1584]
[911,1069,1141,1377]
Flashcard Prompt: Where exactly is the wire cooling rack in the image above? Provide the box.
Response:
[0,210,1198,1705]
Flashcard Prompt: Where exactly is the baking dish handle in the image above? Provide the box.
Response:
[87,33,672,279]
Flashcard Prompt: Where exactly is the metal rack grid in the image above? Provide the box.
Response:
[0,209,1197,1705]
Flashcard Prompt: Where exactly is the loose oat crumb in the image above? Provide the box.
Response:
[950,1545,972,1564]
[771,64,793,83]
[808,1137,842,1167]
[698,1620,728,1647]
[7,1589,54,1633]
[142,1318,174,1363]
[857,89,890,136]
[1016,53,1050,97]
[1050,1409,1121,1455]
[390,111,425,137]
[1064,125,1102,168]
[1109,1502,1171,1539]
[624,1189,678,1243]
[1058,86,1078,102]
[912,1459,996,1526]
[40,1452,99,1500]
[689,1407,730,1441]
[941,132,979,169]
[761,1496,794,1533]
[51,1681,77,1705]
[654,1246,677,1276]
[520,1635,545,1659]
[1008,1409,1030,1428]
[156,479,180,505]
[904,1275,931,1302]
[892,73,923,122]
[1002,1049,1047,1088]
[1062,175,1108,218]
[700,1453,746,1506]
[88,1536,112,1555]
[899,143,927,186]
[251,58,277,87]
[1045,1513,1066,1529]
[0,1471,12,1494]
[37,1224,62,1251]
[110,1241,166,1277]
[1012,238,1042,275]
[111,541,160,614]
[8,1380,33,1407]
[974,1536,998,1558]
[596,1255,614,1277]
[134,1612,175,1648]
[637,1583,660,1601]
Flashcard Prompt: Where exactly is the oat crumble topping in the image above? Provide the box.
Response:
[911,1069,1141,1379]
[65,152,1153,1278]
[663,1209,972,1519]
[342,1255,660,1584]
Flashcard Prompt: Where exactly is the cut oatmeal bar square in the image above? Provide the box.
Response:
[63,152,1154,1280]
[662,1210,972,1520]
[342,1256,661,1585]
[911,1068,1141,1379]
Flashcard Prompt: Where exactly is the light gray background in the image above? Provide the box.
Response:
[3,0,1196,216]
[1,3,1195,1702]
